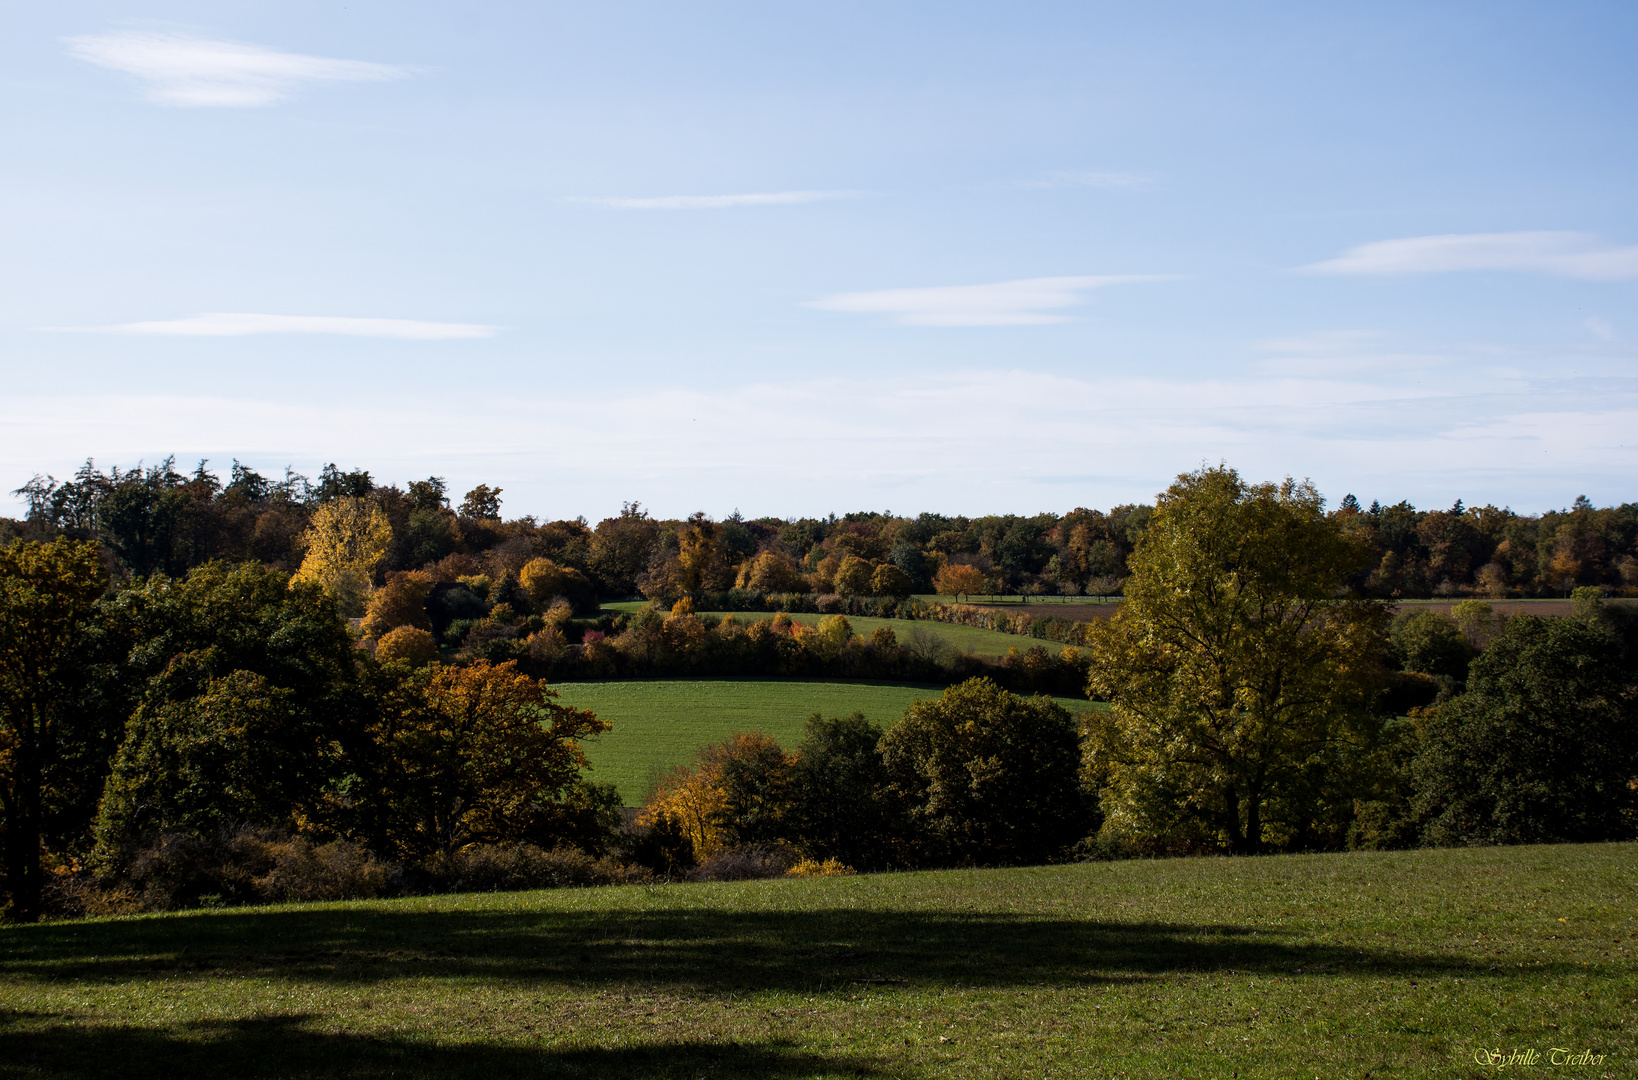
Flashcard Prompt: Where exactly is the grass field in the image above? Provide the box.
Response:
[599,603,1032,657]
[3,843,1631,1078]
[704,612,1028,658]
[560,679,1095,805]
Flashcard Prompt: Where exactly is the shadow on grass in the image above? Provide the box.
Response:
[0,1012,888,1079]
[2,903,1533,990]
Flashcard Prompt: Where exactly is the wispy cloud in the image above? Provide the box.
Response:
[566,190,862,210]
[807,275,1177,327]
[1014,171,1156,190]
[40,313,496,339]
[1250,329,1452,376]
[1302,231,1638,281]
[10,357,1635,519]
[66,31,413,107]
[1585,317,1616,341]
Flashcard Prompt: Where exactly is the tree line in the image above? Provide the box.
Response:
[2,461,1635,923]
[10,457,1637,601]
[635,468,1638,872]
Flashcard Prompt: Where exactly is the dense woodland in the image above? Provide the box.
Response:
[1,459,1635,924]
[9,458,1638,602]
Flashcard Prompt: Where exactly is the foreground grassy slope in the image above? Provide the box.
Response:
[560,679,1094,804]
[4,844,1632,1078]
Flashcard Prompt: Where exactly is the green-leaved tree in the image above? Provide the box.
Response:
[1086,465,1388,854]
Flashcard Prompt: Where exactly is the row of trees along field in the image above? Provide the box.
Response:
[2,463,1636,923]
[9,457,1638,601]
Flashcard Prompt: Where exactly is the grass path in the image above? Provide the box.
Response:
[559,678,1094,804]
[3,843,1632,1078]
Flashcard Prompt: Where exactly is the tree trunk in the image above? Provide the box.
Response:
[2,729,43,922]
[1241,793,1264,855]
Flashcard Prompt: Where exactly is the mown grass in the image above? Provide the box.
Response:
[560,679,1094,805]
[3,844,1632,1078]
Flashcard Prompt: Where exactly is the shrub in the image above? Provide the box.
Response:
[689,843,801,882]
[422,843,651,892]
[103,828,399,912]
[787,857,855,877]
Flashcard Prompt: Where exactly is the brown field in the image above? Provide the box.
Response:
[968,596,1634,623]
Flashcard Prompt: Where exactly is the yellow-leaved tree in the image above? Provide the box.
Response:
[293,497,392,616]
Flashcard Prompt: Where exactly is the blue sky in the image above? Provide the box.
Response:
[4,2,1636,520]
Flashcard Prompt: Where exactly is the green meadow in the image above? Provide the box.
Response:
[598,603,1037,658]
[559,679,1095,804]
[3,843,1631,1079]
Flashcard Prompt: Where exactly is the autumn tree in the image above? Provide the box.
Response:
[0,539,106,921]
[375,625,438,665]
[519,557,596,614]
[933,563,987,597]
[736,550,807,593]
[869,563,914,598]
[293,497,392,616]
[834,555,875,596]
[359,571,433,641]
[458,484,503,521]
[364,660,608,858]
[639,733,794,861]
[1085,466,1388,854]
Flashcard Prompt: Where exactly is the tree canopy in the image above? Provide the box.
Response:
[1086,466,1389,854]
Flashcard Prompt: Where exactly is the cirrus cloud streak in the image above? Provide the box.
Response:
[66,31,413,107]
[39,313,497,339]
[808,274,1179,326]
[566,190,863,209]
[1303,231,1638,282]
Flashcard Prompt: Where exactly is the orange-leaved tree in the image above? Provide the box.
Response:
[359,570,433,641]
[933,562,987,596]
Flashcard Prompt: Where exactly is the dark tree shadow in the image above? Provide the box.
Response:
[3,904,1538,991]
[0,1012,889,1079]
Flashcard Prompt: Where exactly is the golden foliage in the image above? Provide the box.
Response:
[834,555,875,596]
[735,550,807,593]
[787,857,855,877]
[519,558,588,610]
[638,732,793,860]
[375,625,437,665]
[293,498,392,616]
[359,571,432,640]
